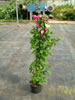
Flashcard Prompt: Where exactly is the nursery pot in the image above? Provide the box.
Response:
[30,82,42,93]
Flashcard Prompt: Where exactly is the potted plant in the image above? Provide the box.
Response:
[29,14,61,93]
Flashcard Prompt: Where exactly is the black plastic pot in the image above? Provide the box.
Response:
[30,84,42,93]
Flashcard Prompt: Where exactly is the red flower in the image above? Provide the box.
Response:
[45,28,48,31]
[41,37,44,40]
[36,24,40,27]
[32,30,35,32]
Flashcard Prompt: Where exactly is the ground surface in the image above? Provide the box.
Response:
[0,24,75,100]
[0,20,75,25]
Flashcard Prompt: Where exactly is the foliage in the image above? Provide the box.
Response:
[0,0,32,20]
[29,15,61,85]
[54,4,73,9]
[52,4,75,21]
[49,14,54,19]
[0,2,16,20]
[22,0,37,5]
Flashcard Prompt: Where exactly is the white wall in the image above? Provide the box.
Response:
[47,0,75,6]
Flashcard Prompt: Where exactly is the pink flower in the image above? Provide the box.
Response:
[46,16,49,19]
[32,15,37,19]
[35,19,38,23]
[36,24,40,27]
[41,30,44,35]
[37,16,40,20]
[47,19,50,22]
[42,19,44,22]
[45,28,48,31]
[38,15,42,18]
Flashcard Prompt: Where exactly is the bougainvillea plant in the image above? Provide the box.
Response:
[29,14,61,85]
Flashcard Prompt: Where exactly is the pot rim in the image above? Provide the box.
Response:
[30,81,41,87]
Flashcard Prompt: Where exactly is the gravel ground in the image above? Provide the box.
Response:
[0,24,75,100]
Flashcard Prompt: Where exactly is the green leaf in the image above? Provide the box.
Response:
[40,50,43,54]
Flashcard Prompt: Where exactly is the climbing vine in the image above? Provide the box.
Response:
[29,14,61,85]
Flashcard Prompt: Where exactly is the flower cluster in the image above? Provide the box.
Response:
[33,14,50,23]
[32,15,50,41]
[30,14,61,85]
